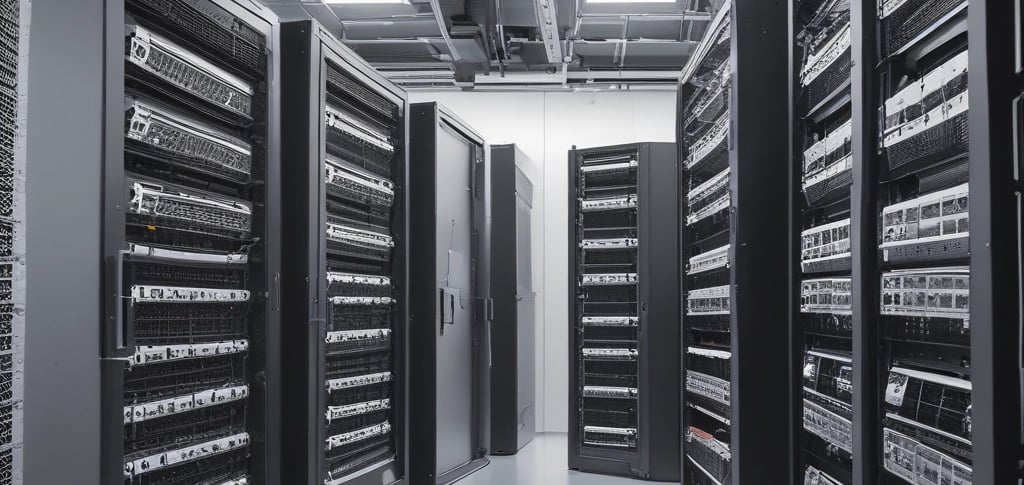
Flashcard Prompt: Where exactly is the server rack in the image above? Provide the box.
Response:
[854,2,975,485]
[278,20,409,485]
[489,144,536,456]
[408,102,491,485]
[678,1,792,484]
[567,142,680,481]
[678,8,733,479]
[99,1,282,484]
[791,0,854,483]
[850,0,1024,484]
[0,0,24,482]
[775,1,1024,483]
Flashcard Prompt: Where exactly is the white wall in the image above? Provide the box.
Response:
[409,89,677,432]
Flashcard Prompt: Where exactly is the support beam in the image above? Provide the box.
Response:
[428,0,461,61]
[850,0,881,482]
[729,0,792,482]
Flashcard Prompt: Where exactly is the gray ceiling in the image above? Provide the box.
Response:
[264,0,725,89]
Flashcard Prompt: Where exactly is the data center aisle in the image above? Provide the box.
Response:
[456,434,679,485]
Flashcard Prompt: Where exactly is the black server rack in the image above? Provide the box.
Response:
[860,2,974,485]
[489,144,536,456]
[678,1,792,484]
[567,142,680,481]
[277,20,409,485]
[408,102,491,485]
[775,0,1024,483]
[791,0,854,483]
[679,8,733,483]
[99,1,282,484]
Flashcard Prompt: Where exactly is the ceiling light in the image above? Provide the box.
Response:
[323,0,410,5]
[586,0,675,3]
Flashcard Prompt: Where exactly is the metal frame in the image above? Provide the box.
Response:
[278,19,411,485]
[786,0,801,481]
[488,144,536,456]
[566,142,681,482]
[407,102,491,485]
[98,1,282,484]
[727,0,792,482]
[966,2,1022,484]
[849,0,880,483]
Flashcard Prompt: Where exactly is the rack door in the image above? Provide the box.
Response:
[434,122,478,476]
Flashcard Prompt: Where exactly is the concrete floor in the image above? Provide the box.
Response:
[454,433,680,485]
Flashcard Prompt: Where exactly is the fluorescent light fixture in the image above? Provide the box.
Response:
[586,0,675,3]
[323,0,409,4]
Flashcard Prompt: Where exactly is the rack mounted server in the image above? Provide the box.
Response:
[99,1,281,484]
[567,142,680,481]
[278,20,409,485]
[408,102,491,485]
[489,144,536,456]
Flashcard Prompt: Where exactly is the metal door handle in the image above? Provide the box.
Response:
[440,287,456,336]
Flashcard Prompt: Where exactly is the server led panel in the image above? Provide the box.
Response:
[0,0,21,482]
[680,4,732,483]
[794,0,853,482]
[110,1,276,484]
[873,1,971,483]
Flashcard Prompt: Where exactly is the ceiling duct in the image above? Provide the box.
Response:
[264,0,726,89]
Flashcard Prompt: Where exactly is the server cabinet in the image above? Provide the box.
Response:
[678,9,733,483]
[277,20,409,485]
[489,144,536,456]
[408,102,491,485]
[99,1,282,484]
[853,2,974,485]
[678,1,792,484]
[567,142,680,481]
[790,0,854,483]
